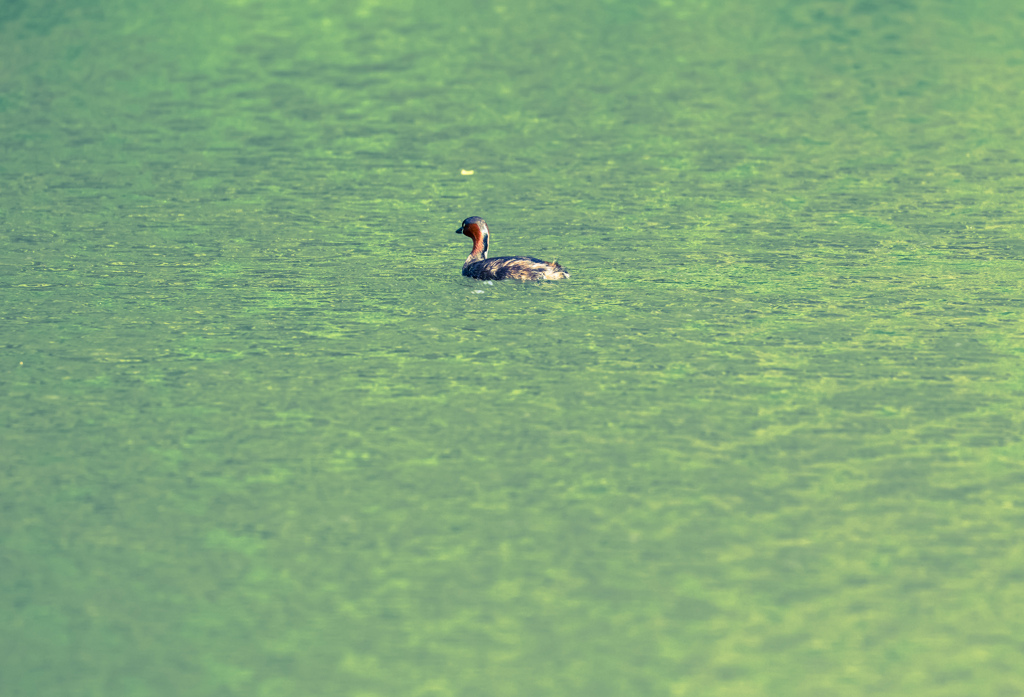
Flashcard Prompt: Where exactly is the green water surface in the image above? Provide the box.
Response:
[3,0,1024,695]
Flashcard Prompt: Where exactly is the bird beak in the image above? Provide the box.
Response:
[455,226,464,235]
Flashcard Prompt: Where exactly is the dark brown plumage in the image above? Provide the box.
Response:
[456,216,570,281]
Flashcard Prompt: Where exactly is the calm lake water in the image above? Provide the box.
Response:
[3,0,1023,695]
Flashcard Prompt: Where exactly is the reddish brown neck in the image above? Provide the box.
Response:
[465,227,489,263]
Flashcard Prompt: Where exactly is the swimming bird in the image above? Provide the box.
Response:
[456,216,570,281]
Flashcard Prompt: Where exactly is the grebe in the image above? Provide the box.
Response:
[456,216,570,281]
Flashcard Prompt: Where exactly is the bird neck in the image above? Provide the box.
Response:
[466,230,489,263]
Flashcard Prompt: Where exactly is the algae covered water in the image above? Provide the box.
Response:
[3,1,1024,695]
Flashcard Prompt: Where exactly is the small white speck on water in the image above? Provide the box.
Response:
[484,281,494,285]
[472,290,485,294]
